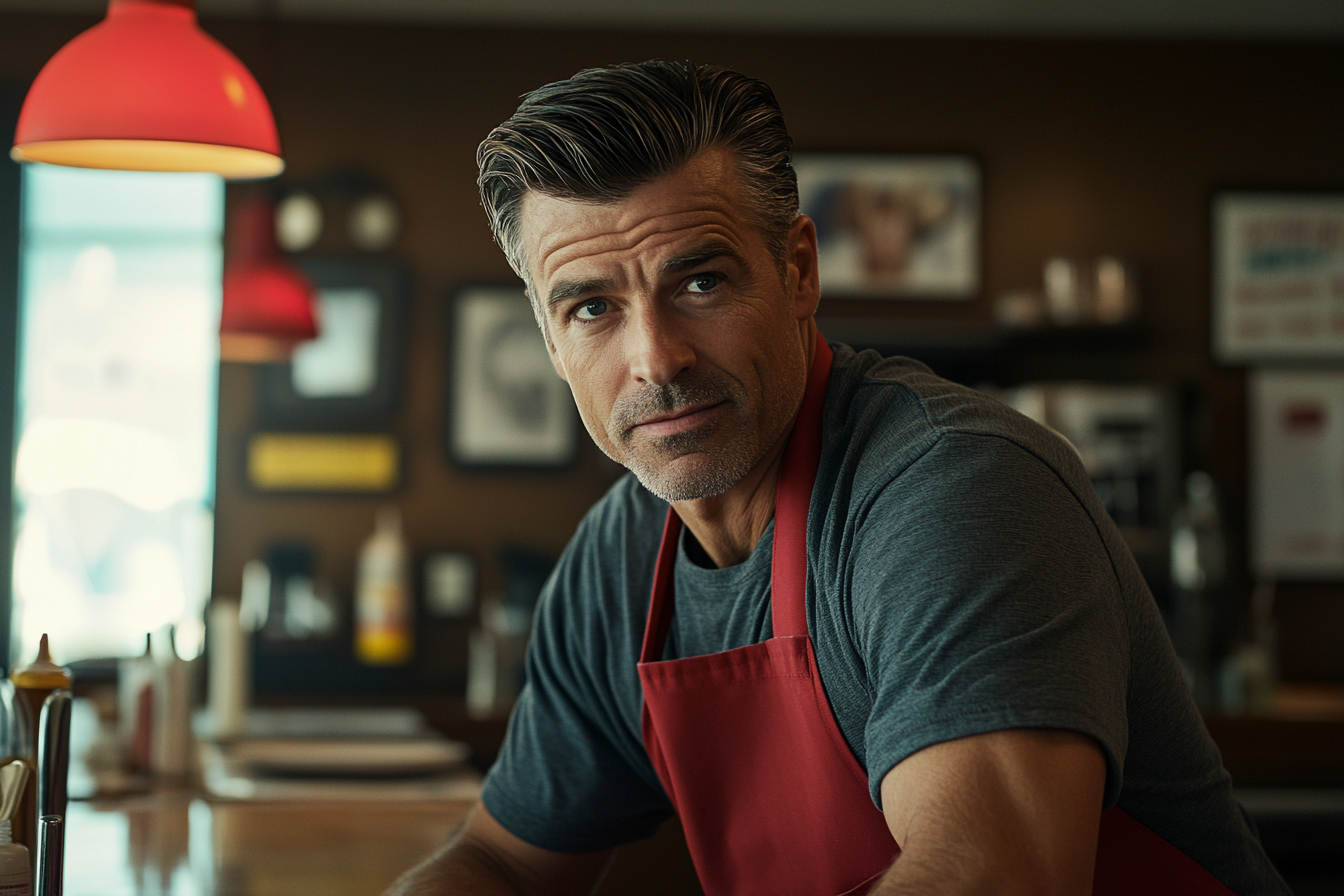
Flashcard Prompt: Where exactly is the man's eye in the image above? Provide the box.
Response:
[686,273,721,293]
[574,299,608,321]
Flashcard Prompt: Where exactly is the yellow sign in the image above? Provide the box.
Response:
[248,433,399,492]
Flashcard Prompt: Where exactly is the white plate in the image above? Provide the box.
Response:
[229,737,470,777]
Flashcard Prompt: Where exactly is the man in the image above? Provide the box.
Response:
[388,61,1287,895]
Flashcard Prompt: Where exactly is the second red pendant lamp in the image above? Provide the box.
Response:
[220,194,320,363]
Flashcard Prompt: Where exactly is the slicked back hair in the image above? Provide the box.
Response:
[476,60,798,329]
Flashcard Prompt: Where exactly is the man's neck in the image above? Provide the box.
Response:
[671,436,790,569]
[670,320,819,569]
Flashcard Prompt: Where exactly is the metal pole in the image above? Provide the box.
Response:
[37,689,72,820]
[35,814,63,896]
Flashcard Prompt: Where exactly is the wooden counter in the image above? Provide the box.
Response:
[56,688,1344,894]
[59,791,702,895]
[50,695,703,895]
[63,794,475,896]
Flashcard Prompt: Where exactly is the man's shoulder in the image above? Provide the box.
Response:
[574,472,668,547]
[551,473,668,603]
[533,473,665,663]
[824,342,1078,484]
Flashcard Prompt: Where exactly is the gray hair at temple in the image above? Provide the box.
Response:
[476,60,798,331]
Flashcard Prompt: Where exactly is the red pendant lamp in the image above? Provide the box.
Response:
[220,194,319,363]
[11,0,283,179]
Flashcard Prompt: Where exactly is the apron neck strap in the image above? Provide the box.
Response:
[770,332,832,639]
[640,509,682,664]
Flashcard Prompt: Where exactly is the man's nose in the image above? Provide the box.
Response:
[627,305,694,387]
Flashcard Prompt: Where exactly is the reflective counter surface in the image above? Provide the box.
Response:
[64,792,474,896]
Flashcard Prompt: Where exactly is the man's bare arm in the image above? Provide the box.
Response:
[383,802,614,896]
[871,728,1107,896]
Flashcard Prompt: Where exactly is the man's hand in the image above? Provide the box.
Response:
[383,802,614,896]
[872,728,1107,896]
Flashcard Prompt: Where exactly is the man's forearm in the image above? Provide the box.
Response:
[382,803,613,896]
[871,729,1105,896]
[869,843,1068,896]
[383,834,525,896]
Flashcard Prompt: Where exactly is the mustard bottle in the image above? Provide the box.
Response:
[8,634,71,857]
[355,507,413,666]
[10,635,71,729]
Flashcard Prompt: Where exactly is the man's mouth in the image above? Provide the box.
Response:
[632,401,725,439]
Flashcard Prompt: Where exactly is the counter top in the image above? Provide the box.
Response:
[52,691,1344,894]
[64,792,475,896]
[59,790,705,896]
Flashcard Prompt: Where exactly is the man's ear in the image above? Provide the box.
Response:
[788,214,821,320]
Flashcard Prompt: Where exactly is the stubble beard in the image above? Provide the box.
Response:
[606,373,758,503]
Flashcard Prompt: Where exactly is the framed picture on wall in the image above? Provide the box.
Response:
[794,153,981,299]
[1249,369,1344,578]
[446,285,578,469]
[1213,191,1344,362]
[258,257,410,429]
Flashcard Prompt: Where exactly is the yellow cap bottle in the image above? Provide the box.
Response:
[8,634,71,855]
[355,507,413,666]
[9,635,72,693]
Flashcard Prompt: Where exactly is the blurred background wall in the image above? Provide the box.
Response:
[0,11,1341,693]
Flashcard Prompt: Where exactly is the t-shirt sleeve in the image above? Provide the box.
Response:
[480,498,674,853]
[849,432,1131,809]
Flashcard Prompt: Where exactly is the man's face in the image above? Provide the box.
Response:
[520,148,819,503]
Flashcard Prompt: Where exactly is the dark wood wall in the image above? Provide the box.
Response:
[2,15,1342,686]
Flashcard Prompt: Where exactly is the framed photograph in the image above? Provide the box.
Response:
[794,154,981,299]
[1250,369,1344,578]
[1213,192,1344,362]
[258,257,409,429]
[446,285,578,468]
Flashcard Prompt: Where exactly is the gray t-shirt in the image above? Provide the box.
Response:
[483,344,1287,895]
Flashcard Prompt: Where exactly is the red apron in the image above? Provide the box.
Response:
[636,334,1239,896]
[637,336,897,896]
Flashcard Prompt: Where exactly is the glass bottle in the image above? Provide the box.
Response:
[1168,471,1226,711]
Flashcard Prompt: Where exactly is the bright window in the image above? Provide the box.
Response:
[11,165,222,663]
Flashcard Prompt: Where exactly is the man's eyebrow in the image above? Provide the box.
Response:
[544,245,745,309]
[661,245,746,277]
[546,277,615,310]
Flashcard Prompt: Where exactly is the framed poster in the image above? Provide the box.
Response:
[1250,369,1344,578]
[794,153,980,299]
[447,286,578,468]
[1213,192,1344,362]
[258,257,409,429]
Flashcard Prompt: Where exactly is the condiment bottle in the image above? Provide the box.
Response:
[8,637,70,738]
[8,636,70,858]
[0,818,29,896]
[118,635,156,774]
[207,597,250,740]
[151,628,192,779]
[355,507,413,665]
